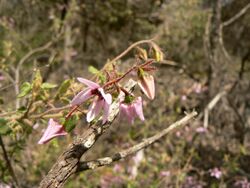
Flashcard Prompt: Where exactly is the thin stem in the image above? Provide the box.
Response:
[102,39,155,70]
[103,60,155,88]
[0,135,20,188]
[90,39,156,81]
[65,105,79,119]
[103,65,137,88]
[222,3,250,27]
[30,105,71,119]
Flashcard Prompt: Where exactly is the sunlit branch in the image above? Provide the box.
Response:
[222,3,250,27]
[76,111,197,172]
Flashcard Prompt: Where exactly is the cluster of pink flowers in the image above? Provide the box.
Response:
[38,70,155,144]
[234,178,250,188]
[181,82,208,101]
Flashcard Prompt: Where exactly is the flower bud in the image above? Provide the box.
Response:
[138,74,155,100]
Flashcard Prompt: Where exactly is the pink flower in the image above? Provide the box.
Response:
[160,170,171,177]
[196,127,207,133]
[234,178,250,188]
[71,78,112,123]
[192,83,202,94]
[120,97,145,124]
[86,92,112,124]
[138,74,155,100]
[209,168,222,179]
[175,131,181,137]
[38,118,67,144]
[0,75,4,81]
[113,164,123,173]
[100,174,124,188]
[128,150,144,179]
[181,95,187,101]
[71,78,101,105]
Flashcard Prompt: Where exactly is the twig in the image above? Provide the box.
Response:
[0,135,20,188]
[0,111,17,117]
[30,105,71,119]
[76,111,198,172]
[222,3,250,27]
[203,91,226,128]
[203,12,213,61]
[99,39,156,73]
[0,70,15,84]
[14,41,53,109]
[159,60,178,66]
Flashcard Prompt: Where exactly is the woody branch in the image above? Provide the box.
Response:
[76,111,198,172]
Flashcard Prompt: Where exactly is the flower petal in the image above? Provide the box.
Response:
[128,105,136,124]
[86,98,104,122]
[138,75,155,100]
[77,77,100,89]
[38,119,67,144]
[102,99,111,124]
[120,103,135,124]
[71,89,92,106]
[98,88,112,104]
[133,97,145,121]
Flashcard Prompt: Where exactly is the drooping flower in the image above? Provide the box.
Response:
[71,78,101,106]
[86,90,112,124]
[138,74,155,100]
[38,118,67,144]
[71,78,112,123]
[209,168,222,179]
[119,97,145,124]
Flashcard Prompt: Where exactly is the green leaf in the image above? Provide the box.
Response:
[124,95,134,103]
[60,97,71,104]
[88,65,106,83]
[88,65,99,75]
[41,83,57,89]
[0,118,11,135]
[17,82,32,98]
[56,79,71,98]
[64,115,78,132]
[98,73,106,83]
[0,118,7,126]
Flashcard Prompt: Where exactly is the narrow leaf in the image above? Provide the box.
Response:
[17,82,32,98]
[41,83,57,89]
[88,66,99,75]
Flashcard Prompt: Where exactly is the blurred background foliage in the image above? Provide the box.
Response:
[0,0,250,187]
